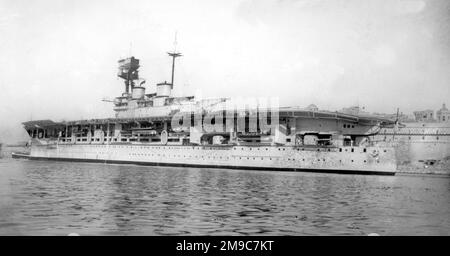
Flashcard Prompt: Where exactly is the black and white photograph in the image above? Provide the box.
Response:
[0,0,449,240]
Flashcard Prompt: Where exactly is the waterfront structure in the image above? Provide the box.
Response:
[371,105,450,174]
[21,51,397,175]
[305,104,319,112]
[413,110,435,122]
[437,104,450,123]
[340,106,370,116]
[373,123,450,174]
[323,104,450,175]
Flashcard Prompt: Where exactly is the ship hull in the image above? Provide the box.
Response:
[28,143,397,175]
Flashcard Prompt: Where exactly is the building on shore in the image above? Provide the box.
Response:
[340,106,369,116]
[305,104,319,112]
[437,103,450,122]
[413,110,435,122]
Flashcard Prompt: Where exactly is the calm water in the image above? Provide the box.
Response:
[0,156,449,235]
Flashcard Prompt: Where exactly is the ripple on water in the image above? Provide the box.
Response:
[0,159,449,235]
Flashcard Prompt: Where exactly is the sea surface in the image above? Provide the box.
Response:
[0,154,449,235]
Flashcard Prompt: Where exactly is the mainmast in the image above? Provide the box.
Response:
[167,33,182,89]
[167,52,182,89]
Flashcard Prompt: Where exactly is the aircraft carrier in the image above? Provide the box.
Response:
[21,51,397,175]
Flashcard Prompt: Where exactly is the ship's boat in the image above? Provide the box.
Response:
[11,152,30,159]
[21,51,397,175]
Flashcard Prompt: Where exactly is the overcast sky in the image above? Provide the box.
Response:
[1,0,450,142]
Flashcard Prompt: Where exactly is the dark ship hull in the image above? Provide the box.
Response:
[27,140,396,175]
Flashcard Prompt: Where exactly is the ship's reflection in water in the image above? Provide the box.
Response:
[0,159,449,235]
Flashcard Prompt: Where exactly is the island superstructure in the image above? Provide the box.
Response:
[22,51,397,175]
